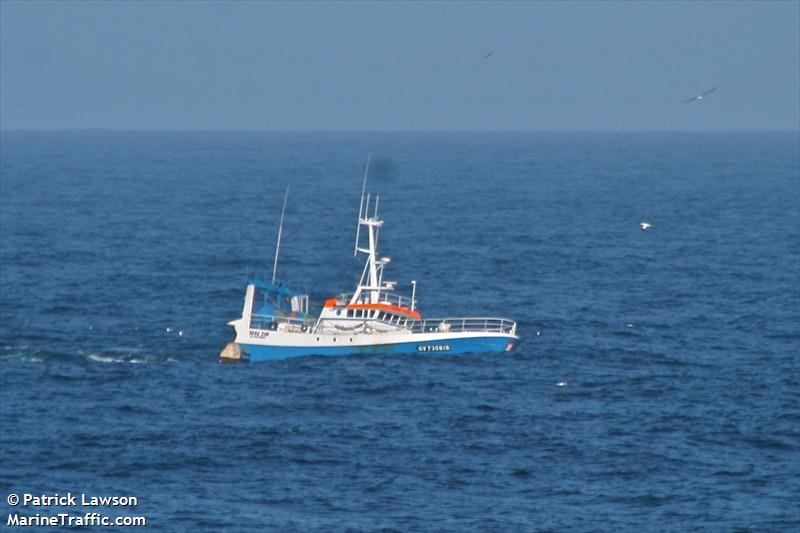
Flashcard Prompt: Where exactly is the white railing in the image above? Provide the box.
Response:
[249,313,312,331]
[336,291,415,309]
[250,313,516,336]
[407,317,516,335]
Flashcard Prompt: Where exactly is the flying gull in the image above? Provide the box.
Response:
[683,86,718,104]
[640,221,652,231]
[483,51,494,59]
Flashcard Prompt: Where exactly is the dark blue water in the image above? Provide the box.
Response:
[1,131,798,531]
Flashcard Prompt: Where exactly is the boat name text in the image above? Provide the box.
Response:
[417,345,451,352]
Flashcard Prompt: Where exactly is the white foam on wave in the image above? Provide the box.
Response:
[87,353,154,364]
[87,353,121,363]
[3,355,45,363]
[1,347,46,363]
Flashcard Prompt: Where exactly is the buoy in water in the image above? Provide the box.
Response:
[219,342,243,362]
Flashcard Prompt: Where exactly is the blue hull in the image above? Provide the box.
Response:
[239,336,516,362]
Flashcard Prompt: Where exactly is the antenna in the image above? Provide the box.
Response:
[374,194,380,249]
[354,153,371,255]
[271,185,290,285]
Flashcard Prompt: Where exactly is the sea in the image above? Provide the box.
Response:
[1,131,798,532]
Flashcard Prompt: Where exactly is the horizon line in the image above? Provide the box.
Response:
[1,127,799,134]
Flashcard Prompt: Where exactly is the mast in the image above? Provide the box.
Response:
[271,186,290,285]
[351,173,387,305]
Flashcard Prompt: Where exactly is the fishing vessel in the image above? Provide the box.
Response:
[220,158,518,362]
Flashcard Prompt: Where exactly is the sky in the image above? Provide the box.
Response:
[1,1,798,130]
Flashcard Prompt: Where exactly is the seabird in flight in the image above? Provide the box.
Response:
[683,86,718,103]
[640,221,652,231]
[483,51,494,59]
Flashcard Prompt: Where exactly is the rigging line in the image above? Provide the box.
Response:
[354,154,371,255]
[271,185,290,285]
